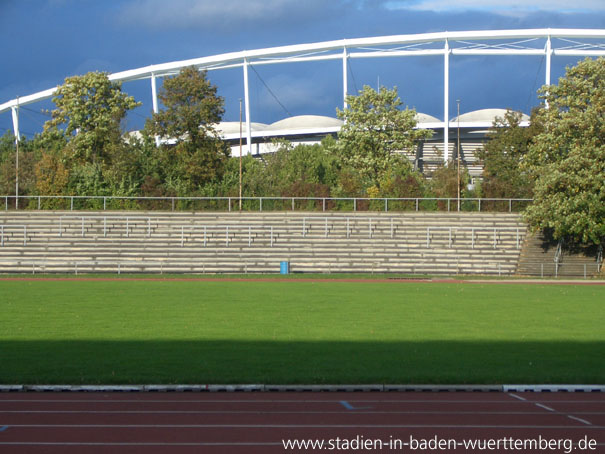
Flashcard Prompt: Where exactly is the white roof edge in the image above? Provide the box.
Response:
[2,28,604,114]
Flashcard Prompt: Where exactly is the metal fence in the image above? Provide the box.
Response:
[2,195,533,213]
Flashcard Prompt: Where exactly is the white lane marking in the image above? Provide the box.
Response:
[567,415,592,426]
[534,403,556,412]
[4,423,604,429]
[508,393,527,401]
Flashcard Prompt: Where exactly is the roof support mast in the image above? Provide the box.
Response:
[342,47,348,110]
[151,73,160,146]
[11,101,19,209]
[243,57,252,155]
[443,38,450,163]
[545,35,552,108]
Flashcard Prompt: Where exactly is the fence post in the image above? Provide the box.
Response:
[323,198,326,212]
[5,196,7,211]
[385,198,388,212]
[70,197,74,211]
[38,196,41,210]
[260,198,263,212]
[478,199,482,212]
[509,199,512,213]
[228,197,231,212]
[416,198,419,212]
[354,198,357,212]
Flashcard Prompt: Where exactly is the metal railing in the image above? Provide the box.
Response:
[302,216,397,239]
[426,227,521,249]
[179,225,275,247]
[58,216,156,238]
[0,224,27,246]
[2,195,533,213]
[301,217,522,249]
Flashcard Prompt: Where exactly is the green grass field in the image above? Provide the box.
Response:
[1,277,603,384]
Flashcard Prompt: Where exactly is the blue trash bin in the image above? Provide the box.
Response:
[280,261,290,274]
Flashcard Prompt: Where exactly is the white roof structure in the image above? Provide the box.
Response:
[2,28,604,162]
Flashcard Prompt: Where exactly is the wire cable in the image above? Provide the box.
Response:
[249,65,292,117]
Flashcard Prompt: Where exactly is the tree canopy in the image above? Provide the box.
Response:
[334,85,432,185]
[523,57,605,247]
[477,109,540,200]
[45,71,139,163]
[144,67,230,194]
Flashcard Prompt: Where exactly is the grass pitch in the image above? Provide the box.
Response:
[0,277,603,384]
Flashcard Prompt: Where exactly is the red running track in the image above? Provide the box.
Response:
[0,392,603,453]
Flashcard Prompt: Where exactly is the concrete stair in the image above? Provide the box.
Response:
[517,232,601,277]
[0,211,527,275]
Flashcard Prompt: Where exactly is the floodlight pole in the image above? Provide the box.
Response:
[239,99,243,212]
[457,99,461,212]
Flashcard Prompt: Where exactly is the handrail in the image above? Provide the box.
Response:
[0,224,27,246]
[58,215,155,238]
[597,245,603,273]
[3,195,533,213]
[179,224,275,247]
[426,226,521,249]
[302,216,395,239]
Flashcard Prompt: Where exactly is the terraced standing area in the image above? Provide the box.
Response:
[0,211,526,275]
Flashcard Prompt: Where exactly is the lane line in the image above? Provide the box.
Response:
[567,415,592,426]
[508,393,526,401]
[0,441,283,446]
[534,403,556,412]
[1,398,572,403]
[4,423,605,429]
[5,409,603,415]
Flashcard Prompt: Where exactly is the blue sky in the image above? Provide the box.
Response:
[0,0,603,137]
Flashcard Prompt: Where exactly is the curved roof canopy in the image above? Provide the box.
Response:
[451,108,530,123]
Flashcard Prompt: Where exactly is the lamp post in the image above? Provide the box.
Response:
[456,99,461,212]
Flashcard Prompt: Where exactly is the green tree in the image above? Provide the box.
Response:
[144,67,229,194]
[523,57,604,247]
[334,85,432,185]
[44,71,140,164]
[477,109,540,201]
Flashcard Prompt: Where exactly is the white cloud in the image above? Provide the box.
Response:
[119,0,330,29]
[386,0,605,13]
